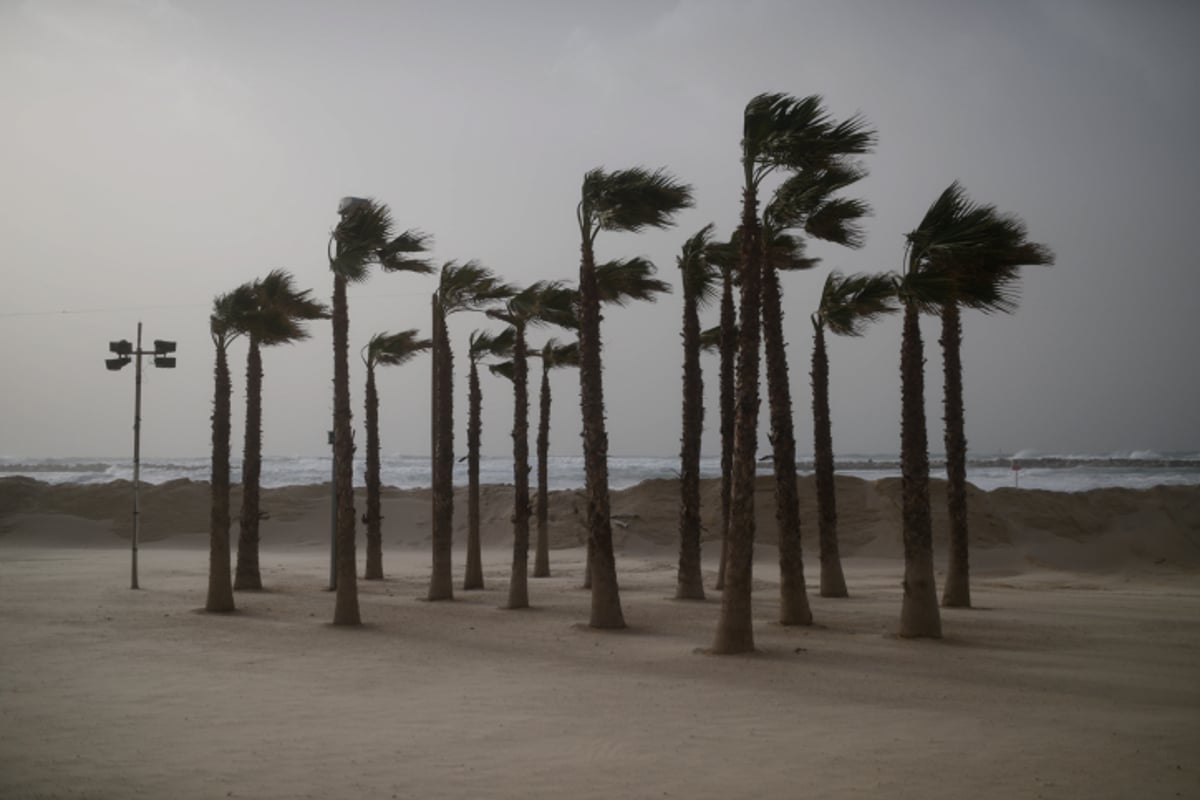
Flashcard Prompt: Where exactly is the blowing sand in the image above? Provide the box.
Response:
[2,475,1198,799]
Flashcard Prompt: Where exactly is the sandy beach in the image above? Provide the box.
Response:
[2,475,1198,799]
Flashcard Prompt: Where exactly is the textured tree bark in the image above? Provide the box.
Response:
[899,302,941,638]
[811,324,848,597]
[206,340,236,613]
[464,360,484,590]
[234,335,264,590]
[332,276,361,625]
[363,363,384,580]
[676,282,706,600]
[578,238,626,628]
[534,364,552,578]
[760,262,812,625]
[715,269,735,592]
[506,324,531,609]
[712,188,762,654]
[940,303,971,608]
[429,297,455,601]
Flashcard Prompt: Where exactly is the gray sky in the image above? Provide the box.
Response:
[2,0,1198,460]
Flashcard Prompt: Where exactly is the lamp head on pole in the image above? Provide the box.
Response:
[337,196,369,216]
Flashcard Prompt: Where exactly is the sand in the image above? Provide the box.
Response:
[2,475,1198,799]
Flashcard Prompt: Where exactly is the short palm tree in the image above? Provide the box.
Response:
[578,254,675,593]
[714,93,875,654]
[487,282,577,610]
[429,261,514,601]
[362,329,432,581]
[234,270,328,591]
[329,197,434,625]
[576,167,692,630]
[463,327,516,590]
[532,337,579,578]
[206,284,255,614]
[811,271,897,597]
[917,183,1055,609]
[675,224,720,600]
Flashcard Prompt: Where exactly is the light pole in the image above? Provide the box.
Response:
[106,322,176,589]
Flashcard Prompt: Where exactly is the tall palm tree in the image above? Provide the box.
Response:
[702,237,739,592]
[760,161,873,624]
[463,327,516,590]
[206,285,255,614]
[487,282,577,610]
[234,270,328,591]
[713,92,874,654]
[533,338,579,578]
[428,261,514,601]
[675,224,720,600]
[578,254,675,593]
[811,271,898,597]
[916,183,1055,609]
[362,329,432,581]
[576,167,692,630]
[329,197,433,625]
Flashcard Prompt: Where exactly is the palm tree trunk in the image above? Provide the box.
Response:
[676,291,706,600]
[715,269,735,592]
[760,261,812,625]
[364,363,384,580]
[206,340,236,613]
[534,363,552,578]
[429,296,455,601]
[464,359,484,590]
[578,238,625,628]
[811,323,847,597]
[940,302,971,608]
[331,275,361,625]
[899,302,941,638]
[713,187,762,654]
[507,324,531,609]
[234,335,264,591]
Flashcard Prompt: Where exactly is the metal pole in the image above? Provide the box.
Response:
[328,430,336,590]
[131,321,143,590]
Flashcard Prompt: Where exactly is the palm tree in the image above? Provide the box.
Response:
[578,254,676,594]
[702,237,739,592]
[577,168,693,629]
[362,329,432,581]
[234,270,328,591]
[463,327,516,590]
[760,161,873,624]
[675,224,720,600]
[207,285,254,614]
[917,183,1055,609]
[532,338,579,578]
[713,92,874,654]
[329,197,434,625]
[811,272,898,597]
[487,282,577,609]
[428,261,514,601]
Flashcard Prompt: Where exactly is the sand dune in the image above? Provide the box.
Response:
[2,475,1198,798]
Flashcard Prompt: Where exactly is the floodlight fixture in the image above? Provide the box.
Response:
[106,356,131,371]
[110,339,133,356]
[153,339,176,354]
[154,356,176,368]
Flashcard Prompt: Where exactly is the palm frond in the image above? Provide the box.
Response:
[581,166,694,235]
[538,338,580,370]
[488,360,515,383]
[677,224,721,309]
[699,325,723,353]
[330,198,394,283]
[438,260,516,314]
[364,329,432,369]
[494,280,579,329]
[596,257,671,306]
[379,229,436,275]
[819,271,900,337]
[762,229,820,272]
[468,327,517,362]
[211,283,257,343]
[743,93,876,185]
[245,269,330,346]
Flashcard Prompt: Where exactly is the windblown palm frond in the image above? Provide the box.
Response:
[699,325,723,353]
[596,257,671,306]
[330,198,395,283]
[211,284,257,342]
[379,230,436,275]
[538,338,580,369]
[765,164,871,249]
[817,272,899,337]
[468,327,517,364]
[363,329,432,369]
[438,260,516,314]
[762,229,820,273]
[243,269,330,346]
[678,224,721,309]
[742,93,876,186]
[488,360,515,383]
[490,281,578,329]
[579,167,694,237]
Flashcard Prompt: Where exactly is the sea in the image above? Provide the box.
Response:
[3,451,1199,494]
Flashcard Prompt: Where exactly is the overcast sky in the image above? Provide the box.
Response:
[2,0,1198,461]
